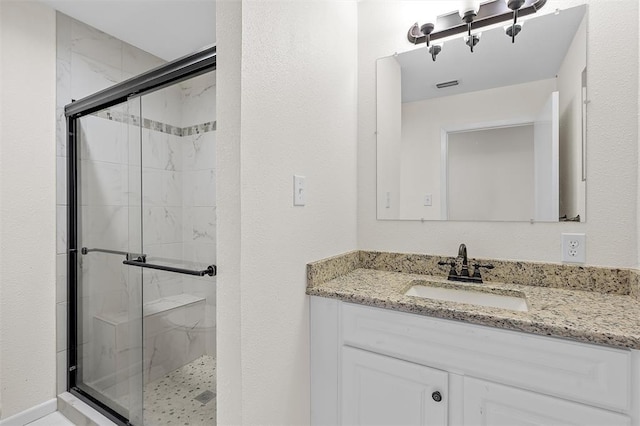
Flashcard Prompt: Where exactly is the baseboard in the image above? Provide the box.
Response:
[0,399,57,426]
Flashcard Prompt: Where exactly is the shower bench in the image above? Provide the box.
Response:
[90,294,208,400]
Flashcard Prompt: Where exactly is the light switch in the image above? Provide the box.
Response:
[294,175,306,206]
[424,194,432,206]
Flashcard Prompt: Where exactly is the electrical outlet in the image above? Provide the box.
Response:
[562,233,585,263]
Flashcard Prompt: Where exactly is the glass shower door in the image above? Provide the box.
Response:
[71,69,216,426]
[67,45,216,426]
[137,71,217,426]
[74,97,144,425]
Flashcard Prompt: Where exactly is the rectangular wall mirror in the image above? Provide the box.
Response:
[376,4,587,222]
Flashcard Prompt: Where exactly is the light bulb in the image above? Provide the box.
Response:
[458,0,480,19]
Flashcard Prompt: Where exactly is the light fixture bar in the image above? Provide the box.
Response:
[407,0,546,45]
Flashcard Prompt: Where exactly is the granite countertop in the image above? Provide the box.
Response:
[306,251,640,350]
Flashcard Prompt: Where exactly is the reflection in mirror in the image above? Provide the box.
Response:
[376,4,587,222]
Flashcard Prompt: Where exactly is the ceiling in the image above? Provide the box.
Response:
[396,4,586,103]
[39,0,215,61]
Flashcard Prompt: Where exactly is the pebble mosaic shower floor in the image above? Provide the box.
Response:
[144,355,216,426]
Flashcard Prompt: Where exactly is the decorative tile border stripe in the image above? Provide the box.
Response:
[183,121,216,135]
[93,109,216,136]
[307,250,632,295]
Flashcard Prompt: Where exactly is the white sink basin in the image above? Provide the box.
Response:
[404,282,528,312]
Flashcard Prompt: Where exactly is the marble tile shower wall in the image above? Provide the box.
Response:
[140,71,217,356]
[141,84,186,305]
[179,72,217,356]
[55,12,217,395]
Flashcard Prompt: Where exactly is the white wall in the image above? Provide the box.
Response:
[447,125,534,222]
[217,0,358,424]
[358,0,639,267]
[0,1,57,419]
[1,3,3,415]
[394,78,556,220]
[216,1,243,424]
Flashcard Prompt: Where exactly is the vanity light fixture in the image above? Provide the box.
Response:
[421,22,435,47]
[419,21,442,62]
[429,43,443,62]
[505,22,523,39]
[464,33,481,52]
[407,0,547,59]
[459,1,481,52]
[505,0,526,43]
[459,0,481,23]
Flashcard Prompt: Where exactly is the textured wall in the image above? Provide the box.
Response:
[0,1,57,418]
[216,1,243,424]
[217,0,359,424]
[358,0,639,267]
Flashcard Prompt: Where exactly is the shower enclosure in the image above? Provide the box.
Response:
[65,47,217,426]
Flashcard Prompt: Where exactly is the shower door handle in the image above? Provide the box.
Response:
[81,247,146,261]
[123,258,216,277]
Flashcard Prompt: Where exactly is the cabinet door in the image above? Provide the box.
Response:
[463,377,630,426]
[342,346,448,426]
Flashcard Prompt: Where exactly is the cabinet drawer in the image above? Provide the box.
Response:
[341,302,631,412]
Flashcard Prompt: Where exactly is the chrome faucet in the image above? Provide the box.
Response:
[438,243,494,283]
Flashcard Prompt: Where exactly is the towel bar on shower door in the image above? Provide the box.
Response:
[81,247,146,261]
[123,257,217,277]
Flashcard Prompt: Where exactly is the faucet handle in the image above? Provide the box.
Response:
[438,258,458,279]
[472,263,494,279]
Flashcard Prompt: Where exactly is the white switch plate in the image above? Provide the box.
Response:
[294,175,305,206]
[562,233,585,263]
[424,194,432,206]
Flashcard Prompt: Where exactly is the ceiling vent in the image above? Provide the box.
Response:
[436,80,460,89]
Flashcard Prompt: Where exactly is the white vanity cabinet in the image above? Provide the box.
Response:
[463,377,630,426]
[310,296,639,426]
[342,346,448,425]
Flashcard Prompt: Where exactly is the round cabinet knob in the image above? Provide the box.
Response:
[432,391,442,402]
